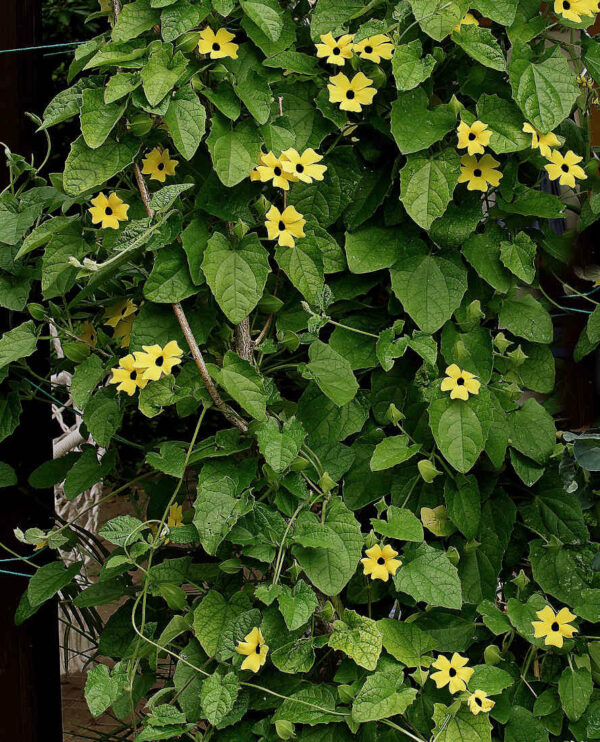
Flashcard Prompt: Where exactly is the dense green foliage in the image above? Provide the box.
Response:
[4,0,600,740]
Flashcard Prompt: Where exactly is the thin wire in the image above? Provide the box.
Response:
[0,41,86,55]
[0,568,34,577]
[0,547,47,562]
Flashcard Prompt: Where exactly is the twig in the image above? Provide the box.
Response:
[112,0,121,22]
[133,163,154,218]
[235,317,253,362]
[172,302,248,432]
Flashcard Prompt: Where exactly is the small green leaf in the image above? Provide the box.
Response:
[200,672,241,726]
[306,340,359,407]
[328,609,382,671]
[370,435,421,471]
[400,148,461,230]
[394,542,462,610]
[221,350,267,421]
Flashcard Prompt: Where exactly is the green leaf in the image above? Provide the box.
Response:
[275,238,324,305]
[16,215,79,260]
[71,355,106,410]
[0,393,22,443]
[558,667,592,722]
[370,435,421,471]
[293,496,362,595]
[141,45,188,107]
[80,88,126,149]
[200,672,241,726]
[391,88,456,154]
[328,609,382,671]
[255,417,306,473]
[392,39,437,91]
[27,561,81,607]
[409,0,469,40]
[42,224,87,299]
[241,0,283,41]
[371,506,424,542]
[221,350,267,421]
[164,86,206,160]
[476,94,530,153]
[306,340,359,407]
[0,321,37,370]
[393,542,462,609]
[99,515,144,546]
[500,232,536,284]
[499,290,553,344]
[441,323,493,384]
[504,706,549,742]
[509,41,579,133]
[104,71,141,103]
[85,664,123,717]
[499,187,565,219]
[310,0,364,40]
[0,461,17,488]
[472,0,517,24]
[430,192,482,249]
[462,224,512,293]
[399,148,461,230]
[64,448,116,500]
[428,391,493,473]
[378,619,437,667]
[508,398,556,464]
[112,0,161,41]
[277,579,318,630]
[444,474,480,540]
[161,0,202,42]
[83,388,123,447]
[453,25,506,71]
[273,685,340,725]
[263,51,319,76]
[202,232,270,324]
[390,246,467,334]
[345,225,412,274]
[193,590,252,657]
[144,245,197,303]
[271,637,316,674]
[207,116,262,187]
[234,71,272,125]
[193,474,248,554]
[432,703,492,741]
[63,135,139,196]
[519,471,588,544]
[352,665,417,723]
[469,664,514,695]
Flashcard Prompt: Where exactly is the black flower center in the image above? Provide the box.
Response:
[364,45,373,54]
[274,166,282,176]
[457,377,465,385]
[155,355,164,367]
[129,370,137,380]
[468,132,476,141]
[449,668,457,677]
[563,0,571,8]
[377,557,386,565]
[157,162,165,171]
[333,47,341,55]
[105,206,113,216]
[296,164,304,173]
[255,645,262,653]
[551,621,560,631]
[561,164,569,173]
[278,220,285,231]
[346,90,355,99]
[212,42,220,51]
[475,697,483,706]
[473,168,482,177]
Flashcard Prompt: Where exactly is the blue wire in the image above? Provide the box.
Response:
[0,569,34,578]
[0,547,47,562]
[0,41,86,55]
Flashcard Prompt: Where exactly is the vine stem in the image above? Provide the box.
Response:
[130,162,248,432]
[111,0,121,22]
[235,317,254,362]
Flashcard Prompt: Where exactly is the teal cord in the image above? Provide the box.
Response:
[0,569,34,577]
[0,41,86,55]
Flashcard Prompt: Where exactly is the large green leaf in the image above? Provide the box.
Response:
[0,321,38,370]
[399,148,461,230]
[306,340,359,407]
[63,135,139,195]
[144,245,197,303]
[393,542,462,609]
[328,609,382,671]
[377,619,437,667]
[164,86,206,160]
[409,0,469,40]
[80,88,126,149]
[200,672,241,726]
[202,232,270,324]
[352,665,417,722]
[392,39,436,91]
[498,290,553,344]
[207,116,262,187]
[453,25,506,71]
[221,350,268,421]
[391,88,456,154]
[508,398,556,464]
[558,667,592,722]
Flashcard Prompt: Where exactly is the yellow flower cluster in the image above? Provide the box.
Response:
[456,119,502,192]
[109,341,183,396]
[521,122,587,189]
[430,653,495,715]
[554,0,599,23]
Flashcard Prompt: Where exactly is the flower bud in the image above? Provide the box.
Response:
[418,459,442,483]
[128,113,153,137]
[484,644,501,665]
[275,720,295,739]
[319,471,336,493]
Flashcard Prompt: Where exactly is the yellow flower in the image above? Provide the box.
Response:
[522,122,561,158]
[89,192,129,230]
[453,12,479,32]
[315,32,354,66]
[458,154,502,192]
[532,605,577,648]
[134,340,183,381]
[34,540,47,551]
[467,690,495,715]
[167,503,184,529]
[197,26,238,59]
[544,149,587,189]
[109,354,149,396]
[78,321,97,348]
[250,152,267,181]
[327,72,376,112]
[441,364,481,401]
[113,315,134,349]
[280,148,327,183]
[353,34,394,63]
[554,0,598,23]
[103,299,137,328]
[457,120,491,156]
[265,205,306,247]
[578,73,595,90]
[141,147,178,183]
[361,544,402,582]
[431,653,474,693]
[236,627,268,672]
[255,151,297,190]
